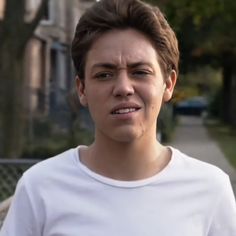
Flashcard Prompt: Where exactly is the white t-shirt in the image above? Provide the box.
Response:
[1,146,236,236]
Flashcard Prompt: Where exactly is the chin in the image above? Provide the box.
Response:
[110,129,144,143]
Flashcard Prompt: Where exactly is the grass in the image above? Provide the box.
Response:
[205,119,236,168]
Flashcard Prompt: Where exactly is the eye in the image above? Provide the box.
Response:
[132,69,152,79]
[94,71,114,80]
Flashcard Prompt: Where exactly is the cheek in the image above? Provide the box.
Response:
[85,87,103,103]
[85,89,108,115]
[142,85,164,105]
[142,87,164,119]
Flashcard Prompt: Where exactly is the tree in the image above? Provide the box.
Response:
[148,0,236,126]
[0,0,48,158]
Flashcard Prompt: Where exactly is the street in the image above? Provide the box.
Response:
[169,115,236,195]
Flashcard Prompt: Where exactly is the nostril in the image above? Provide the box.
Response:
[112,72,135,97]
[114,90,134,97]
[113,84,134,97]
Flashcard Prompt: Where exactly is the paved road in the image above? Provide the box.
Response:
[169,115,236,195]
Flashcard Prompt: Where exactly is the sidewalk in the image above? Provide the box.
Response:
[169,115,236,195]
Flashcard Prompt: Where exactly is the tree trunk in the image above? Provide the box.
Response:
[220,51,236,125]
[221,62,232,123]
[0,44,25,158]
[230,72,236,128]
[0,0,48,158]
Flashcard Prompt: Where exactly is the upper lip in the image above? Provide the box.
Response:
[110,103,141,114]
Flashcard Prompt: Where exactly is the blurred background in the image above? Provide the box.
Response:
[0,0,236,208]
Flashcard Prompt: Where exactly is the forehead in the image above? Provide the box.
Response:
[86,29,159,67]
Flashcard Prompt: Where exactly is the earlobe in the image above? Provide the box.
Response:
[163,70,177,102]
[76,76,87,106]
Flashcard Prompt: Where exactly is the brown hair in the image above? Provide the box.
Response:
[71,0,179,80]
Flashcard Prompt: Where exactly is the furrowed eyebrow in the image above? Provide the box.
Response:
[92,62,153,69]
[92,63,117,69]
[127,62,153,68]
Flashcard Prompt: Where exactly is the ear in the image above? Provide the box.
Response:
[76,76,87,106]
[163,70,177,102]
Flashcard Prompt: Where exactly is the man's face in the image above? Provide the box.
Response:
[77,29,176,143]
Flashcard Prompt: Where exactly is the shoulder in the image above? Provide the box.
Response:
[22,147,79,188]
[169,146,230,190]
[170,146,227,175]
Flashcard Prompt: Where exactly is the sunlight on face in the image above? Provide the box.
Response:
[78,29,175,143]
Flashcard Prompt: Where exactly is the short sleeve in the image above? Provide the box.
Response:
[0,175,41,236]
[208,176,236,235]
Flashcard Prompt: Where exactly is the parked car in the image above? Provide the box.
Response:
[175,96,208,116]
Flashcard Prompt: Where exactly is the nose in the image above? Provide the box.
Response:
[112,71,134,98]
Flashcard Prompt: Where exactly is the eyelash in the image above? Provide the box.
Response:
[133,70,150,75]
[94,69,152,80]
[131,70,152,78]
[94,72,114,80]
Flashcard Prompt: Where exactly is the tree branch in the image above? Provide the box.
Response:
[4,0,25,28]
[0,20,2,34]
[21,0,48,48]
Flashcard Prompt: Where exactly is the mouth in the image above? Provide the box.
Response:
[111,104,141,115]
[111,108,139,114]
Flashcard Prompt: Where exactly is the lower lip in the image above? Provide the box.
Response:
[111,110,139,120]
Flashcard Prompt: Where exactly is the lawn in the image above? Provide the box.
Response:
[206,120,236,168]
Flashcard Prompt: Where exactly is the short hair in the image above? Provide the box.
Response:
[71,0,179,80]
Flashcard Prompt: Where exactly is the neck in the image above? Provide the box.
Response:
[80,131,170,181]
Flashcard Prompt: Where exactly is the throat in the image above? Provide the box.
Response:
[80,142,170,181]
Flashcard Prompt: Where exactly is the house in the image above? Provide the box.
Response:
[0,0,95,147]
[24,0,94,118]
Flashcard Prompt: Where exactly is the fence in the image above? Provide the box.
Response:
[0,197,12,228]
[0,159,40,228]
[0,159,39,202]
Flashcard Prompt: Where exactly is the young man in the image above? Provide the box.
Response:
[1,0,236,235]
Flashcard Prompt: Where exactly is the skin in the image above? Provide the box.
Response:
[76,29,177,180]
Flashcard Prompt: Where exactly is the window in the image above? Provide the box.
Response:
[41,0,54,24]
[42,1,50,20]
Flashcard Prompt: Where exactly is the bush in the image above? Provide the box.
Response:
[208,87,223,118]
[22,117,94,160]
[157,103,175,142]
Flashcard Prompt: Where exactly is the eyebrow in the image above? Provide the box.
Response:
[91,62,153,70]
